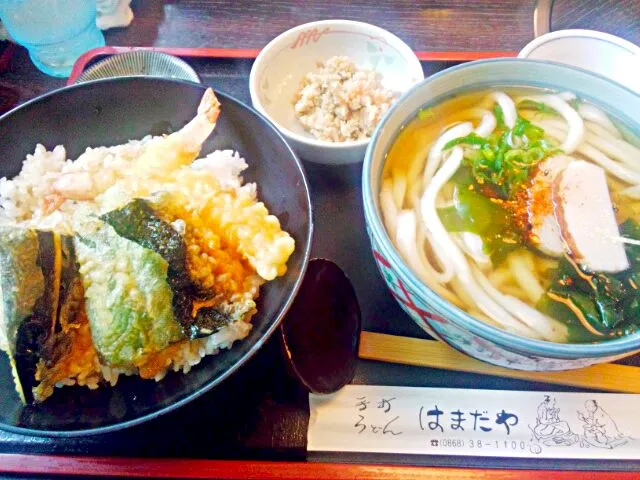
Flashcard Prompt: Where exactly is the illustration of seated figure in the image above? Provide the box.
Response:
[578,400,627,449]
[533,396,579,446]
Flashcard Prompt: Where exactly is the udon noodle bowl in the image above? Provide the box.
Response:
[380,88,640,343]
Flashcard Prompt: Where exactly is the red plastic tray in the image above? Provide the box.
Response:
[66,46,517,85]
[12,45,629,480]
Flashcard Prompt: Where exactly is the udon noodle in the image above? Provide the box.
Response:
[381,88,640,343]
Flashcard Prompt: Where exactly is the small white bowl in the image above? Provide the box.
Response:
[519,29,640,95]
[249,20,424,165]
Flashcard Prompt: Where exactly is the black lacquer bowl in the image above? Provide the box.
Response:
[0,77,313,436]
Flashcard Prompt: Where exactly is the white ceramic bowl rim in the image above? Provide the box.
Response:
[363,58,640,359]
[518,29,640,96]
[519,28,640,59]
[249,19,423,149]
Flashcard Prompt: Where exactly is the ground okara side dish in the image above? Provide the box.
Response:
[0,89,295,403]
[293,56,398,142]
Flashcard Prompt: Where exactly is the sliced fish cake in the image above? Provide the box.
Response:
[527,155,572,256]
[554,160,629,273]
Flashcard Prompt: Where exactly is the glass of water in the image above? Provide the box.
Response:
[0,0,105,78]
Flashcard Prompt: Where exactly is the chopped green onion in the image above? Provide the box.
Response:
[524,123,545,141]
[512,117,529,136]
[493,104,505,128]
[568,98,581,110]
[443,133,488,149]
[518,99,557,115]
[481,146,495,161]
[418,108,436,121]
[444,114,561,199]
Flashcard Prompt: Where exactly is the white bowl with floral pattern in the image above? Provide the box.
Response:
[249,20,424,165]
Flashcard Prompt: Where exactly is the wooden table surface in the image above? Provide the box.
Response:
[1,1,640,479]
[1,0,640,104]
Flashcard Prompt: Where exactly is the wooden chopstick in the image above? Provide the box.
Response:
[359,331,640,393]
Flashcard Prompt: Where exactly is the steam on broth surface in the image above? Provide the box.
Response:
[380,88,640,343]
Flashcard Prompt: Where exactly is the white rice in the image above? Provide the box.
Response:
[0,139,147,231]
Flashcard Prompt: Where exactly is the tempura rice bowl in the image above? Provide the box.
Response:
[0,77,312,435]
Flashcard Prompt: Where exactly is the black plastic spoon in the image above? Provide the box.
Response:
[280,258,362,394]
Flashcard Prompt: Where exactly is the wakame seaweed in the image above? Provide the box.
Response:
[538,219,640,340]
[101,199,230,339]
[437,167,522,264]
